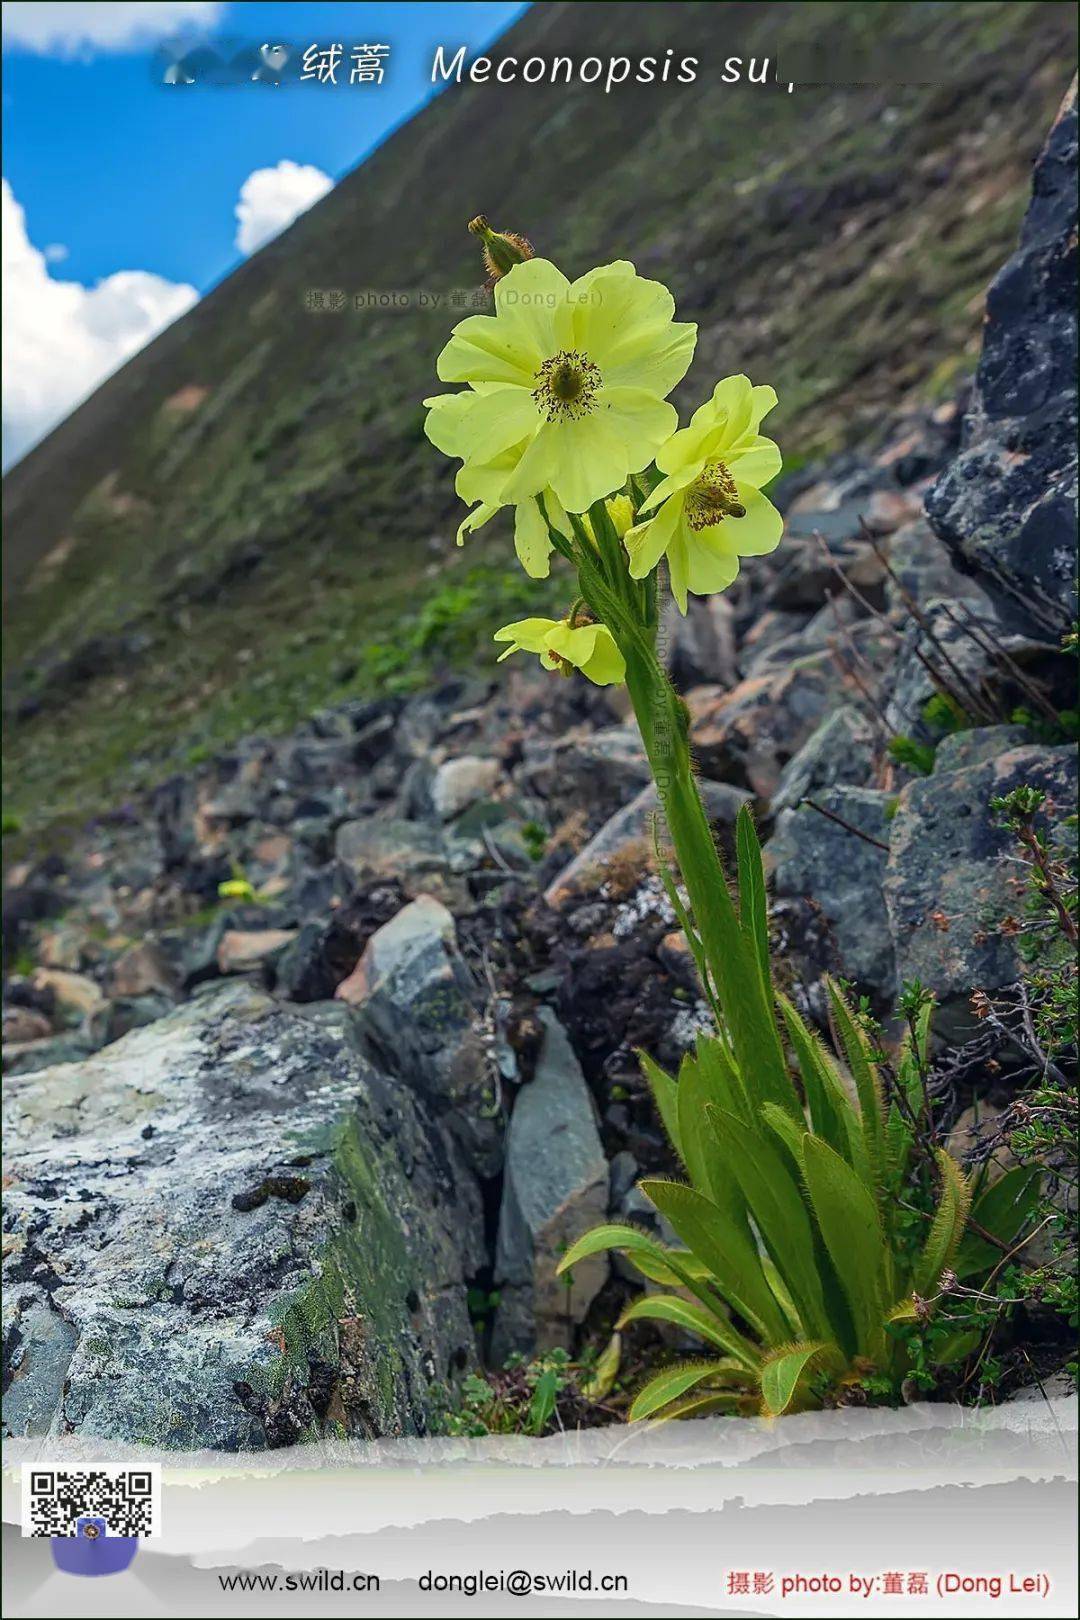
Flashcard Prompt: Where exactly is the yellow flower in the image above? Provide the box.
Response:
[623,375,783,612]
[493,615,625,686]
[427,257,696,514]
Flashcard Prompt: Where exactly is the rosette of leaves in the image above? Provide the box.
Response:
[558,809,1040,1420]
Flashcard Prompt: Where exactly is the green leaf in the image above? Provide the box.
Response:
[736,802,770,988]
[623,1248,712,1287]
[706,1106,832,1341]
[761,1101,806,1168]
[801,1136,888,1361]
[760,1341,834,1416]
[641,1179,789,1342]
[528,1367,560,1435]
[629,1360,732,1422]
[579,1333,622,1401]
[616,1295,759,1366]
[640,1052,681,1160]
[778,996,870,1184]
[556,1223,678,1279]
[826,979,885,1179]
[955,1167,1041,1278]
[914,1150,972,1297]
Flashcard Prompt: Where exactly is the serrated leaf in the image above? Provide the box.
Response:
[706,1106,832,1341]
[914,1150,972,1297]
[640,1051,682,1161]
[629,1360,732,1421]
[826,979,885,1179]
[736,802,770,988]
[955,1166,1041,1279]
[641,1179,789,1342]
[579,1333,622,1401]
[778,995,868,1179]
[801,1136,888,1361]
[616,1294,759,1366]
[760,1341,833,1416]
[556,1223,677,1279]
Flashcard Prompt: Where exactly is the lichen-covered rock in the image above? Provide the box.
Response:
[339,895,504,1177]
[925,83,1078,635]
[883,742,1078,1036]
[771,706,879,816]
[492,1010,608,1359]
[2,983,484,1449]
[767,787,895,998]
[543,779,750,909]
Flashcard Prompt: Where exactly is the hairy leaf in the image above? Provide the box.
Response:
[641,1179,789,1342]
[760,1341,833,1416]
[617,1294,759,1366]
[801,1136,888,1361]
[914,1150,972,1297]
[629,1360,733,1421]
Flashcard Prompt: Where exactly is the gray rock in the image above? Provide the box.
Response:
[2,982,484,1449]
[772,706,879,815]
[664,593,738,689]
[544,779,750,908]
[768,787,895,997]
[334,817,450,898]
[933,725,1034,774]
[925,86,1077,636]
[492,1011,608,1359]
[2,1032,98,1076]
[688,652,856,799]
[885,518,988,616]
[430,755,501,821]
[883,596,1055,743]
[555,726,652,821]
[339,895,503,1177]
[884,743,1077,1036]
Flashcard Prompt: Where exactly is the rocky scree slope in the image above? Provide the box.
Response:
[4,83,1077,1448]
[3,1,1076,826]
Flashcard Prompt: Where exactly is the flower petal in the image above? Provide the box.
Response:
[459,386,540,463]
[493,617,559,654]
[625,491,684,580]
[707,374,755,449]
[667,530,691,614]
[514,498,554,579]
[729,484,785,555]
[581,632,626,686]
[436,318,540,386]
[728,436,783,490]
[686,535,742,596]
[602,320,697,396]
[493,257,573,358]
[542,414,629,513]
[456,501,499,546]
[598,386,678,473]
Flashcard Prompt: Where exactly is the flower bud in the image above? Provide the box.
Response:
[468,215,534,283]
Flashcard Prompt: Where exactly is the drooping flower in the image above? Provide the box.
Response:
[426,257,696,515]
[493,613,625,686]
[623,375,783,612]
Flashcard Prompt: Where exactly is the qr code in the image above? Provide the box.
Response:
[22,1466,160,1538]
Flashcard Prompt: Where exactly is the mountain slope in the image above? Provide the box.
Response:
[3,0,1076,829]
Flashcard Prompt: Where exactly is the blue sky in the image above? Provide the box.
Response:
[1,1,527,465]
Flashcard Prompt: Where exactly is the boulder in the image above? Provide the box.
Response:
[340,895,504,1176]
[492,1010,608,1359]
[771,705,879,815]
[883,742,1077,1036]
[767,787,895,998]
[216,928,297,975]
[544,779,750,909]
[688,653,852,799]
[2,983,484,1449]
[925,84,1078,635]
[334,817,451,899]
[430,755,501,821]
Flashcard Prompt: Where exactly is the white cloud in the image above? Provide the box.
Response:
[234,160,334,257]
[2,178,198,468]
[2,2,224,53]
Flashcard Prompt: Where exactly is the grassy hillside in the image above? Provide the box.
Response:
[3,0,1076,832]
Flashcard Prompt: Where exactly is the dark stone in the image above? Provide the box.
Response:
[925,85,1078,635]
